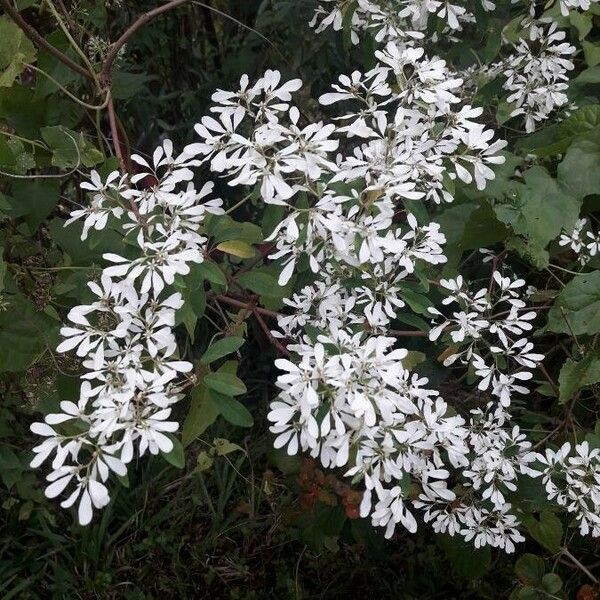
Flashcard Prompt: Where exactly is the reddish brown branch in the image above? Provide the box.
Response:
[0,0,94,81]
[389,329,428,338]
[253,309,290,357]
[212,293,289,356]
[214,294,282,319]
[99,0,192,86]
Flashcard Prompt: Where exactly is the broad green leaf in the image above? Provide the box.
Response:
[493,166,580,268]
[40,126,80,168]
[206,214,263,244]
[514,554,545,585]
[399,288,431,316]
[111,70,154,100]
[557,140,600,201]
[516,105,600,156]
[40,126,103,169]
[236,270,281,297]
[524,511,563,553]
[402,351,426,370]
[558,352,600,403]
[496,99,515,125]
[203,372,247,396]
[196,261,226,286]
[182,383,219,447]
[162,435,185,469]
[0,17,36,87]
[6,180,59,232]
[216,240,255,258]
[0,293,58,372]
[437,534,491,579]
[547,271,600,336]
[200,336,245,364]
[573,65,600,85]
[541,573,562,594]
[211,391,253,427]
[34,31,82,99]
[570,11,592,40]
[583,40,600,66]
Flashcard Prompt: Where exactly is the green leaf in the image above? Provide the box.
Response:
[195,450,213,472]
[162,435,185,469]
[399,288,431,316]
[541,573,562,594]
[558,351,600,403]
[547,271,600,336]
[515,554,545,585]
[0,16,36,87]
[583,40,600,66]
[493,166,580,268]
[212,438,244,456]
[196,261,226,286]
[182,383,219,447]
[570,11,592,40]
[200,336,245,364]
[516,105,600,157]
[6,179,59,232]
[111,70,154,100]
[40,126,79,168]
[557,140,600,201]
[203,372,247,396]
[524,511,563,554]
[437,535,491,579]
[496,99,515,125]
[211,392,253,427]
[206,214,263,244]
[40,126,103,169]
[236,271,281,297]
[0,293,58,372]
[216,240,255,258]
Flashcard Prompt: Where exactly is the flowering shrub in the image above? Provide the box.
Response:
[1,0,599,592]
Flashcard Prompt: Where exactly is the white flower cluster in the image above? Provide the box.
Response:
[30,0,588,544]
[535,442,600,537]
[310,0,496,42]
[268,329,538,550]
[559,217,600,265]
[429,270,544,408]
[558,0,600,16]
[497,22,576,132]
[30,142,223,524]
[312,0,581,133]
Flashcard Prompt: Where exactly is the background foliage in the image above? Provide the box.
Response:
[0,0,599,598]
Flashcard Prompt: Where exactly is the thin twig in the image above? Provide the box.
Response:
[106,93,124,170]
[389,329,428,338]
[26,63,109,110]
[561,548,599,584]
[44,0,100,88]
[253,308,290,357]
[0,0,93,80]
[0,130,81,179]
[538,362,559,396]
[106,93,141,221]
[214,294,282,319]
